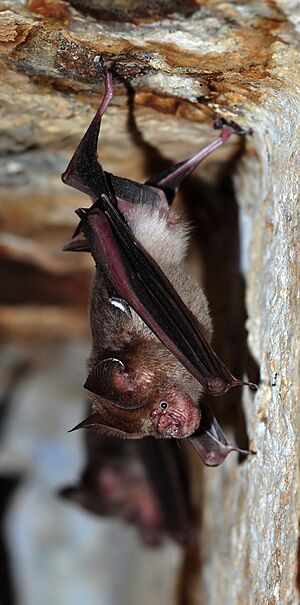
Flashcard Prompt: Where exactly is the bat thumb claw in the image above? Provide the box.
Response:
[63,237,90,252]
[243,381,259,391]
[235,446,255,457]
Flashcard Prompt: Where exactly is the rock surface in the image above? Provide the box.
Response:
[0,1,299,604]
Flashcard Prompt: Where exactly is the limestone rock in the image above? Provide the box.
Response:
[0,1,299,604]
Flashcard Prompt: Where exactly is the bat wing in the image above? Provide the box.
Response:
[64,177,253,397]
[108,174,168,211]
[62,73,167,216]
[62,74,233,219]
[68,411,142,438]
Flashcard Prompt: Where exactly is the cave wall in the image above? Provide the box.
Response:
[0,1,299,603]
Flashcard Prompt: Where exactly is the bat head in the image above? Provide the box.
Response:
[84,344,201,439]
[149,386,201,438]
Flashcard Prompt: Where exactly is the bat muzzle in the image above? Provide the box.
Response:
[152,407,200,438]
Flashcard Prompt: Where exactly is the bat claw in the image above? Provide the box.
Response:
[213,118,252,135]
[75,208,89,219]
[63,237,90,252]
[235,446,254,457]
[93,56,115,75]
[243,381,259,390]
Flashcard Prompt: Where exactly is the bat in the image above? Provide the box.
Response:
[62,70,256,466]
[60,432,195,547]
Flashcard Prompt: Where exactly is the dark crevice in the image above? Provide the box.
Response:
[125,83,173,178]
[65,0,198,23]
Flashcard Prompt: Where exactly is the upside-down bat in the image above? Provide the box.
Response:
[62,70,256,466]
[60,432,195,547]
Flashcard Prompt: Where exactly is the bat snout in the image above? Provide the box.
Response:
[152,402,200,438]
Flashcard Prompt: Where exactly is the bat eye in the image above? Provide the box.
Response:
[159,401,168,411]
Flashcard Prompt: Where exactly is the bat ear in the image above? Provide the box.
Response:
[188,402,252,466]
[84,358,147,410]
[68,413,104,431]
[68,412,141,438]
[59,485,108,515]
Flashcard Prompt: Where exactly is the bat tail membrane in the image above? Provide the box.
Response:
[146,126,234,204]
[188,401,252,467]
[61,71,113,202]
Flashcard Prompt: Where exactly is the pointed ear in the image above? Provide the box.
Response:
[59,484,112,517]
[59,485,107,515]
[68,413,103,431]
[68,412,141,438]
[59,485,88,506]
[84,358,147,410]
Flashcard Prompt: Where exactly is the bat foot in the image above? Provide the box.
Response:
[242,380,259,391]
[93,55,115,74]
[213,118,252,135]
